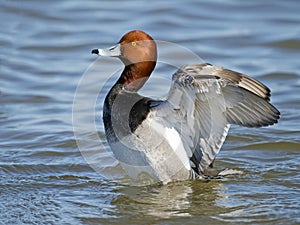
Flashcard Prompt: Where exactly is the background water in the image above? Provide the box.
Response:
[1,0,300,224]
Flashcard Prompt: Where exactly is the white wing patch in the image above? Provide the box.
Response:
[149,119,191,170]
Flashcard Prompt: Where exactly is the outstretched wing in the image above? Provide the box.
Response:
[152,63,280,174]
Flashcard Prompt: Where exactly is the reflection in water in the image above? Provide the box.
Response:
[112,180,231,219]
[111,171,300,224]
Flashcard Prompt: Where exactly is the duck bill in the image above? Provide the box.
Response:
[91,43,121,57]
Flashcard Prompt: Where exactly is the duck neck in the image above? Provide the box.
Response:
[116,61,156,91]
[104,61,156,114]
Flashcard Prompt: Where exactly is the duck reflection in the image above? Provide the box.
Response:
[111,179,230,219]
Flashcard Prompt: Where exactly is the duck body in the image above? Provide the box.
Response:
[103,83,193,183]
[92,30,280,184]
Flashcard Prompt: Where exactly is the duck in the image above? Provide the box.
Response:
[92,30,280,184]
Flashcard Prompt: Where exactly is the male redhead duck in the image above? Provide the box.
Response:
[92,30,280,184]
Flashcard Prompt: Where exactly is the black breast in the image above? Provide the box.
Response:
[129,97,152,133]
[103,85,153,142]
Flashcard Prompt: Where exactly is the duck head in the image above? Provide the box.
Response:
[92,30,157,91]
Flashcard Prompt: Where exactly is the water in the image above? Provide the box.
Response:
[1,0,299,224]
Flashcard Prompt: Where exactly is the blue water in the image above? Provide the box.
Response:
[1,0,300,224]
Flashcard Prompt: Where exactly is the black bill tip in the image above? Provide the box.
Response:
[91,49,99,54]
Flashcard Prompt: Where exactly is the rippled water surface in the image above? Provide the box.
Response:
[1,0,300,224]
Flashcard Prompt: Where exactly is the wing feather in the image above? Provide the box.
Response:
[174,63,271,100]
[152,63,279,174]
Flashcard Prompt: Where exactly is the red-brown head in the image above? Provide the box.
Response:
[92,30,157,91]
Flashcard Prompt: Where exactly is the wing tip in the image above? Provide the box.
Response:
[243,108,280,128]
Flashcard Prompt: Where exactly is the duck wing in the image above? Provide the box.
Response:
[151,63,280,174]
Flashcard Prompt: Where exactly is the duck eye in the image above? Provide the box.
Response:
[131,41,136,47]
